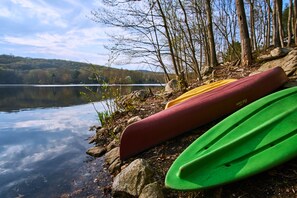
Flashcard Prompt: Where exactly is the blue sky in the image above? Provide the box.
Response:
[0,0,290,71]
[0,0,125,68]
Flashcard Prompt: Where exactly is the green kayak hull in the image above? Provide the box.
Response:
[165,86,297,190]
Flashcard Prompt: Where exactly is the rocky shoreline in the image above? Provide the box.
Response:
[86,48,297,198]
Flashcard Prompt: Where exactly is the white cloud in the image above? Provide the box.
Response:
[0,7,13,18]
[20,143,68,166]
[11,0,67,27]
[0,137,74,176]
[2,25,121,65]
[12,103,100,133]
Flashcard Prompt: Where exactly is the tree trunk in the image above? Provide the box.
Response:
[205,0,218,68]
[276,0,284,47]
[273,0,281,47]
[236,0,252,67]
[248,0,257,51]
[265,0,272,48]
[293,0,297,45]
[287,0,293,46]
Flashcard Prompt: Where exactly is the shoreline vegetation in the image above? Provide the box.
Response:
[82,48,297,198]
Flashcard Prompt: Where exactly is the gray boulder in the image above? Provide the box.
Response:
[86,146,106,157]
[270,47,290,57]
[251,49,297,77]
[105,147,119,165]
[105,147,121,174]
[134,89,150,101]
[109,157,121,173]
[139,182,164,198]
[112,159,154,197]
[165,79,178,93]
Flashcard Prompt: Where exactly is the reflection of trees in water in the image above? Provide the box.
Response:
[0,86,161,112]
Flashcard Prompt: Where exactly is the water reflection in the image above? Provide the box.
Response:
[0,85,162,197]
[0,85,162,112]
[0,102,108,197]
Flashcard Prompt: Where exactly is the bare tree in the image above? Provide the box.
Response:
[265,0,272,48]
[276,0,284,47]
[213,0,240,61]
[248,0,257,51]
[293,0,297,45]
[287,0,293,46]
[205,0,218,68]
[178,0,202,80]
[236,0,252,66]
[272,0,281,47]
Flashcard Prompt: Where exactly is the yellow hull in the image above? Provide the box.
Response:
[165,79,237,109]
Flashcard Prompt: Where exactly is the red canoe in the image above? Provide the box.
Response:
[120,67,288,160]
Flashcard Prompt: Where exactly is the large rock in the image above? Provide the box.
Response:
[270,47,290,57]
[251,49,297,77]
[165,79,178,93]
[105,147,120,165]
[133,89,150,101]
[139,182,164,198]
[105,147,121,174]
[122,90,150,102]
[86,146,106,157]
[109,157,121,173]
[112,159,154,197]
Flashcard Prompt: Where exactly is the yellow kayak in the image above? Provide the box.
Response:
[165,79,237,109]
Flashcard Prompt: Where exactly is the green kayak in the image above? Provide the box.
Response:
[165,86,297,190]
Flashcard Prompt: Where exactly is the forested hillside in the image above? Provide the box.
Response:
[0,55,166,84]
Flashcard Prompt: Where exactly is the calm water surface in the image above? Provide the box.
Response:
[0,85,160,197]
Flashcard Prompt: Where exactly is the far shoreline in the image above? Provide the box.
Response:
[0,83,165,87]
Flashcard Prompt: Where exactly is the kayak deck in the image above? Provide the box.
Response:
[165,79,237,109]
[165,86,297,190]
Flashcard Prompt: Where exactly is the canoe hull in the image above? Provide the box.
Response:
[120,67,288,160]
[165,86,297,190]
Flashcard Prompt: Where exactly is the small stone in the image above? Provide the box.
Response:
[89,125,97,131]
[88,135,96,144]
[113,126,122,134]
[86,146,106,157]
[127,116,141,125]
[96,127,108,136]
[106,139,118,152]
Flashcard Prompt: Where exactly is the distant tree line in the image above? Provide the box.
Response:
[0,55,166,84]
[92,0,297,89]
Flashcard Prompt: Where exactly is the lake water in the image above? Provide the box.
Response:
[0,85,161,197]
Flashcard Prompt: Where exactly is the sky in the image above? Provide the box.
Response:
[0,0,135,69]
[0,0,290,71]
